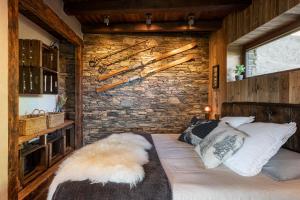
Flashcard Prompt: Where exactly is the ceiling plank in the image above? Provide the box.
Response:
[64,0,252,16]
[82,21,222,33]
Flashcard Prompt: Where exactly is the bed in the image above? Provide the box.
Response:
[50,102,300,200]
[153,133,300,200]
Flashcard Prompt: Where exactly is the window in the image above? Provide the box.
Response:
[245,30,300,77]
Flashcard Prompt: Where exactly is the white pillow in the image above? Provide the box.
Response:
[224,122,297,176]
[194,123,247,169]
[220,116,255,128]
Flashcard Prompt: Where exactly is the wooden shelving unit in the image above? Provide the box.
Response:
[7,1,83,199]
[19,120,74,145]
[18,120,75,199]
[19,39,59,95]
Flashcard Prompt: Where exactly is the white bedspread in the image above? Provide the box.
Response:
[152,134,300,200]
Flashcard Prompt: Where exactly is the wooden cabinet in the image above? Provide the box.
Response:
[19,39,59,95]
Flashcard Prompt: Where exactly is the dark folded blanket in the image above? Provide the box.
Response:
[52,134,172,200]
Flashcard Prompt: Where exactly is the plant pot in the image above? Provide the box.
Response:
[235,75,244,81]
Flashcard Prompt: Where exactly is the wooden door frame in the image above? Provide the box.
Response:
[8,0,83,199]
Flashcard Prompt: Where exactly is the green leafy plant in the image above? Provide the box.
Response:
[235,64,245,76]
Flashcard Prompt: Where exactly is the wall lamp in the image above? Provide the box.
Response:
[204,105,212,120]
[188,14,195,26]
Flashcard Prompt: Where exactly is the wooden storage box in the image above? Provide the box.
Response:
[43,70,58,94]
[19,113,47,136]
[47,130,65,167]
[62,124,75,154]
[47,112,64,128]
[19,141,48,187]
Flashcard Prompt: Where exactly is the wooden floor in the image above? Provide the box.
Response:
[24,176,53,200]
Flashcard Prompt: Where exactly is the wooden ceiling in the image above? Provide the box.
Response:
[62,0,252,33]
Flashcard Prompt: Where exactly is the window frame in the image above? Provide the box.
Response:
[242,19,300,78]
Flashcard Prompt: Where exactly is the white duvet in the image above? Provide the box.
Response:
[152,134,300,200]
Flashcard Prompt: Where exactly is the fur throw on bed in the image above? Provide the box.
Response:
[47,133,152,200]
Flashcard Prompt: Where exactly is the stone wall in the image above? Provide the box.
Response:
[251,34,300,76]
[83,33,209,144]
[58,41,76,120]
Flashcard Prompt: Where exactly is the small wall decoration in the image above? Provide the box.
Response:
[212,65,219,89]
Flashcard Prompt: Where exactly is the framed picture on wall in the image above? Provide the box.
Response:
[212,65,219,89]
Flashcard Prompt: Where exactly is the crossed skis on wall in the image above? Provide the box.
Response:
[89,40,198,92]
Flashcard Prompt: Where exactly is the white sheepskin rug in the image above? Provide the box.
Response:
[47,133,152,200]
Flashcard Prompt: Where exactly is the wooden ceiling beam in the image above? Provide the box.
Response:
[82,21,222,33]
[19,0,83,46]
[64,0,252,15]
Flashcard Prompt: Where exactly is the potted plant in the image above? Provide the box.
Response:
[56,94,68,112]
[235,64,245,81]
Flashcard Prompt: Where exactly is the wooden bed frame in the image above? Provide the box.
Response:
[222,102,300,153]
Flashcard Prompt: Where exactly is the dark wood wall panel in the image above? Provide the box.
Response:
[8,0,19,199]
[223,0,300,46]
[209,27,227,117]
[289,70,300,102]
[75,45,83,148]
[227,69,300,104]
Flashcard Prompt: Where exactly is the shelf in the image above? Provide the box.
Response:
[19,120,74,145]
[42,67,58,73]
[58,72,69,77]
[20,144,45,156]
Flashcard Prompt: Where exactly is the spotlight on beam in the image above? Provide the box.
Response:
[188,14,195,26]
[104,16,110,26]
[145,13,152,26]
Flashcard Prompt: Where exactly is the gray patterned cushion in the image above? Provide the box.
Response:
[178,118,219,145]
[195,123,247,169]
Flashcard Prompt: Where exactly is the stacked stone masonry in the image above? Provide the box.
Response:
[58,41,76,120]
[83,33,209,144]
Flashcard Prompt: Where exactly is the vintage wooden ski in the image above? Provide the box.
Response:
[96,54,194,93]
[100,45,156,68]
[98,42,197,81]
[89,39,148,67]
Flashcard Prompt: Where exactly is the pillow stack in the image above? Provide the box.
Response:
[180,116,298,177]
[193,116,255,168]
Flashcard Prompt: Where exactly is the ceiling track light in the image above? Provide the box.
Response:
[145,13,152,25]
[104,16,110,26]
[188,14,195,26]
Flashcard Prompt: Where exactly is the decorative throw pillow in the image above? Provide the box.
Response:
[220,116,255,128]
[194,123,247,169]
[224,122,297,176]
[262,148,300,181]
[178,117,219,145]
